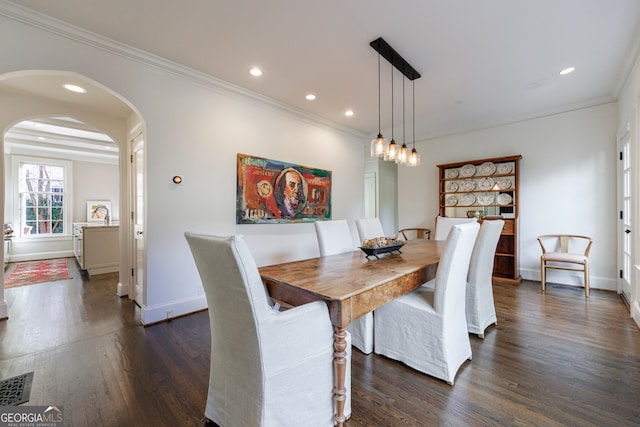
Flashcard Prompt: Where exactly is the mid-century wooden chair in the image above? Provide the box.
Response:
[398,227,431,240]
[538,234,593,297]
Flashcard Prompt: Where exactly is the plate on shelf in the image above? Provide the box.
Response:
[477,177,494,191]
[459,164,476,177]
[496,163,513,174]
[445,169,459,179]
[496,178,512,189]
[478,162,496,176]
[461,179,476,191]
[476,193,495,205]
[446,181,459,192]
[458,193,476,206]
[445,195,458,206]
[497,193,513,205]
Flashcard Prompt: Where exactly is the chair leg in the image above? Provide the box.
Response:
[584,263,590,298]
[540,259,546,292]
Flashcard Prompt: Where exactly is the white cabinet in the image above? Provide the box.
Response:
[73,223,119,276]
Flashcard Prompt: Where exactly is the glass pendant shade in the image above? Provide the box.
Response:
[370,133,388,157]
[385,139,398,161]
[408,148,421,167]
[397,142,409,165]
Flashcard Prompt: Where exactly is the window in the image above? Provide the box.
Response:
[16,158,72,237]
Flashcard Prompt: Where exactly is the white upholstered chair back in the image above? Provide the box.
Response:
[466,220,504,337]
[185,232,348,426]
[434,216,478,240]
[355,218,385,242]
[314,219,354,256]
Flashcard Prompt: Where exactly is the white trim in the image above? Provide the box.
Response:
[520,266,617,292]
[140,295,207,325]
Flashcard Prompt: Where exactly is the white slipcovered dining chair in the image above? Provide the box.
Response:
[355,218,385,242]
[350,218,386,355]
[185,232,350,426]
[374,222,480,385]
[466,219,504,338]
[315,220,374,355]
[434,216,478,240]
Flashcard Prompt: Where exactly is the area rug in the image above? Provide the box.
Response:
[4,259,72,288]
[0,372,34,405]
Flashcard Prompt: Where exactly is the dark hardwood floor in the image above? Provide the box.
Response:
[2,258,639,426]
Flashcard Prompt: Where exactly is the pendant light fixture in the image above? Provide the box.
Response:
[370,53,388,157]
[409,80,421,167]
[397,76,409,165]
[369,37,421,167]
[384,65,398,162]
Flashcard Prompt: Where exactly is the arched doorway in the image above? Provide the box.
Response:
[0,70,144,320]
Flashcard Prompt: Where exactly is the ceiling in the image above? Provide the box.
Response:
[3,0,640,144]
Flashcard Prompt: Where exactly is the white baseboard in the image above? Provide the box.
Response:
[140,295,207,325]
[632,300,640,330]
[519,267,617,292]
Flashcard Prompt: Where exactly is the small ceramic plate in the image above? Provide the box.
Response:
[445,195,458,206]
[496,163,513,174]
[476,193,495,205]
[497,193,513,205]
[460,164,476,177]
[446,181,459,192]
[496,178,512,189]
[478,162,496,176]
[458,193,476,206]
[461,179,476,191]
[445,169,459,179]
[477,177,495,191]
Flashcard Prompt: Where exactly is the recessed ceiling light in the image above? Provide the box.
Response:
[345,110,354,117]
[37,136,45,140]
[559,67,575,76]
[249,67,263,77]
[63,83,87,93]
[306,94,316,101]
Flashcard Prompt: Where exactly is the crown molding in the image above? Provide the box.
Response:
[0,1,367,139]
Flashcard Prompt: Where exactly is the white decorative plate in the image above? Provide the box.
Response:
[446,181,459,192]
[460,164,476,177]
[497,193,513,205]
[477,177,495,191]
[445,195,458,206]
[445,169,459,179]
[476,193,495,206]
[458,193,476,206]
[478,162,496,176]
[496,163,513,174]
[496,178,512,189]
[461,179,476,191]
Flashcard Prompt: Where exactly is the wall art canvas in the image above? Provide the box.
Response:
[236,153,331,224]
[87,201,111,222]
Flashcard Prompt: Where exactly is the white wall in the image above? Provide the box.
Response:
[398,103,619,291]
[0,8,366,323]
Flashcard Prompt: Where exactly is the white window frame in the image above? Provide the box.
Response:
[11,155,73,239]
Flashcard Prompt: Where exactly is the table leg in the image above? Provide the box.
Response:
[333,327,347,426]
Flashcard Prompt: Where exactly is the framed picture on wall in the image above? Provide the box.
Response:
[87,201,111,222]
[236,153,332,224]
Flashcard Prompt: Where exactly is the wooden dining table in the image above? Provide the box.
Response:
[258,238,445,426]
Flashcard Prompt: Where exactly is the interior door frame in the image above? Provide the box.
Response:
[617,118,632,302]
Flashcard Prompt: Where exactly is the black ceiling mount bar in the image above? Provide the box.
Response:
[370,37,421,81]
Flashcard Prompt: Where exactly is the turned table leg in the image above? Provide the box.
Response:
[333,327,347,426]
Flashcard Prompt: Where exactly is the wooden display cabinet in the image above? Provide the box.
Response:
[437,155,522,285]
